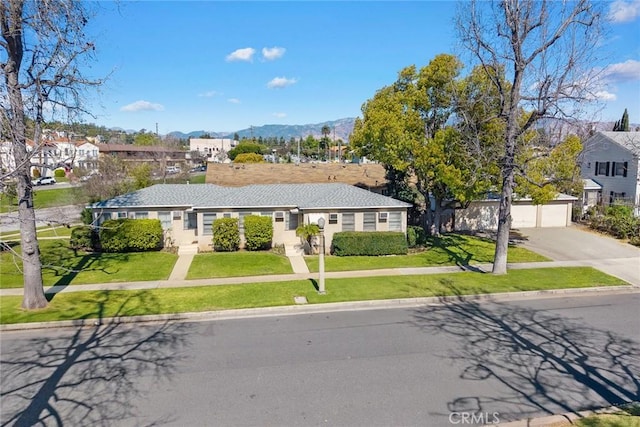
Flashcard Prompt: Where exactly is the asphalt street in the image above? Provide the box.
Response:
[1,292,638,426]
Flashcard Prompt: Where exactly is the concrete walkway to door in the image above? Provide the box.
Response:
[514,226,640,286]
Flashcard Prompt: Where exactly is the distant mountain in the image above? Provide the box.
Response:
[166,118,356,142]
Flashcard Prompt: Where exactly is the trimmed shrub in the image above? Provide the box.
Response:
[69,226,97,251]
[332,231,408,256]
[54,169,66,178]
[244,215,273,251]
[99,218,163,252]
[213,217,240,252]
[407,225,427,248]
[234,153,265,163]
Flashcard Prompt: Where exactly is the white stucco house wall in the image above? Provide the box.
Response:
[189,138,238,163]
[89,183,411,253]
[581,131,640,215]
[453,193,577,231]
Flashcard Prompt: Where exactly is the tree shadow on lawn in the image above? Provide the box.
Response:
[425,232,529,270]
[42,240,125,288]
[0,291,191,427]
[409,285,640,423]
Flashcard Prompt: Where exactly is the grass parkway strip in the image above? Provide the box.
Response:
[0,267,627,324]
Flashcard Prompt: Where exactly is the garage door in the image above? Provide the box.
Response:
[511,204,537,228]
[541,204,569,227]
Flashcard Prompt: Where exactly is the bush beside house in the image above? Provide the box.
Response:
[587,205,640,246]
[69,226,98,251]
[244,215,273,250]
[99,219,163,252]
[213,218,240,251]
[332,231,408,256]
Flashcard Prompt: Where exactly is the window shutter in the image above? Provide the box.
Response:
[595,162,599,176]
[612,162,616,176]
[605,162,610,176]
[623,162,628,177]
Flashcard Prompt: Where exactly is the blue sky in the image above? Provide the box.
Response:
[84,1,640,134]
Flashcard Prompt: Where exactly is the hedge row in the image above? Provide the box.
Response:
[332,231,408,256]
[213,218,240,251]
[99,219,163,252]
[244,215,273,250]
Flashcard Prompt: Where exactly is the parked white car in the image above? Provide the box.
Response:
[33,176,56,185]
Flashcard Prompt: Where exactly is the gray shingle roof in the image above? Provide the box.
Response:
[592,132,640,155]
[91,183,411,210]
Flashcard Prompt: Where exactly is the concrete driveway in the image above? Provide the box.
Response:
[514,226,640,286]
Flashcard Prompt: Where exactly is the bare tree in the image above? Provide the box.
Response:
[457,0,603,274]
[1,0,102,308]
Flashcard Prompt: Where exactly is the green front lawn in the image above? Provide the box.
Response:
[306,233,549,272]
[1,225,73,239]
[0,187,86,213]
[0,267,626,324]
[187,251,293,279]
[1,239,178,288]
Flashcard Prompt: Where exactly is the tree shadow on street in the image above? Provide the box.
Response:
[409,289,640,423]
[0,291,191,426]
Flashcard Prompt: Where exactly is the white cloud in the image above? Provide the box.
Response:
[227,98,241,104]
[602,59,640,83]
[267,77,298,89]
[595,90,617,101]
[262,47,286,61]
[226,47,256,62]
[120,100,164,112]
[273,112,287,118]
[198,90,218,98]
[608,0,640,22]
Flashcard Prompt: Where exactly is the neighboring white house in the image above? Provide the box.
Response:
[581,131,640,215]
[74,142,100,172]
[453,193,578,231]
[189,138,238,163]
[89,183,411,253]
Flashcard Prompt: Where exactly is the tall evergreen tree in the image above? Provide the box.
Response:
[613,108,630,131]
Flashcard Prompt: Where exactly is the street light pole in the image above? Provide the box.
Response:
[317,217,326,295]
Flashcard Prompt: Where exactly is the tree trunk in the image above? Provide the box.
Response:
[3,0,48,309]
[492,172,514,274]
[433,198,443,237]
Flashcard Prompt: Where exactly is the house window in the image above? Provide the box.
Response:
[135,212,148,219]
[328,213,338,224]
[260,211,272,218]
[389,212,402,231]
[595,161,609,176]
[158,211,171,229]
[613,162,628,177]
[203,213,217,235]
[378,212,388,223]
[173,211,182,220]
[342,213,355,231]
[363,212,376,231]
[117,212,127,219]
[183,212,197,230]
[275,212,285,222]
[223,212,231,218]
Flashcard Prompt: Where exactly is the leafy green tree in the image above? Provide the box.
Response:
[228,142,265,160]
[613,108,630,131]
[134,132,158,146]
[352,54,489,235]
[130,163,153,190]
[234,153,265,163]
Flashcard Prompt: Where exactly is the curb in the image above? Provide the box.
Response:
[489,404,635,426]
[1,284,637,332]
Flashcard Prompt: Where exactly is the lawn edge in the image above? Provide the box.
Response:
[2,284,637,331]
